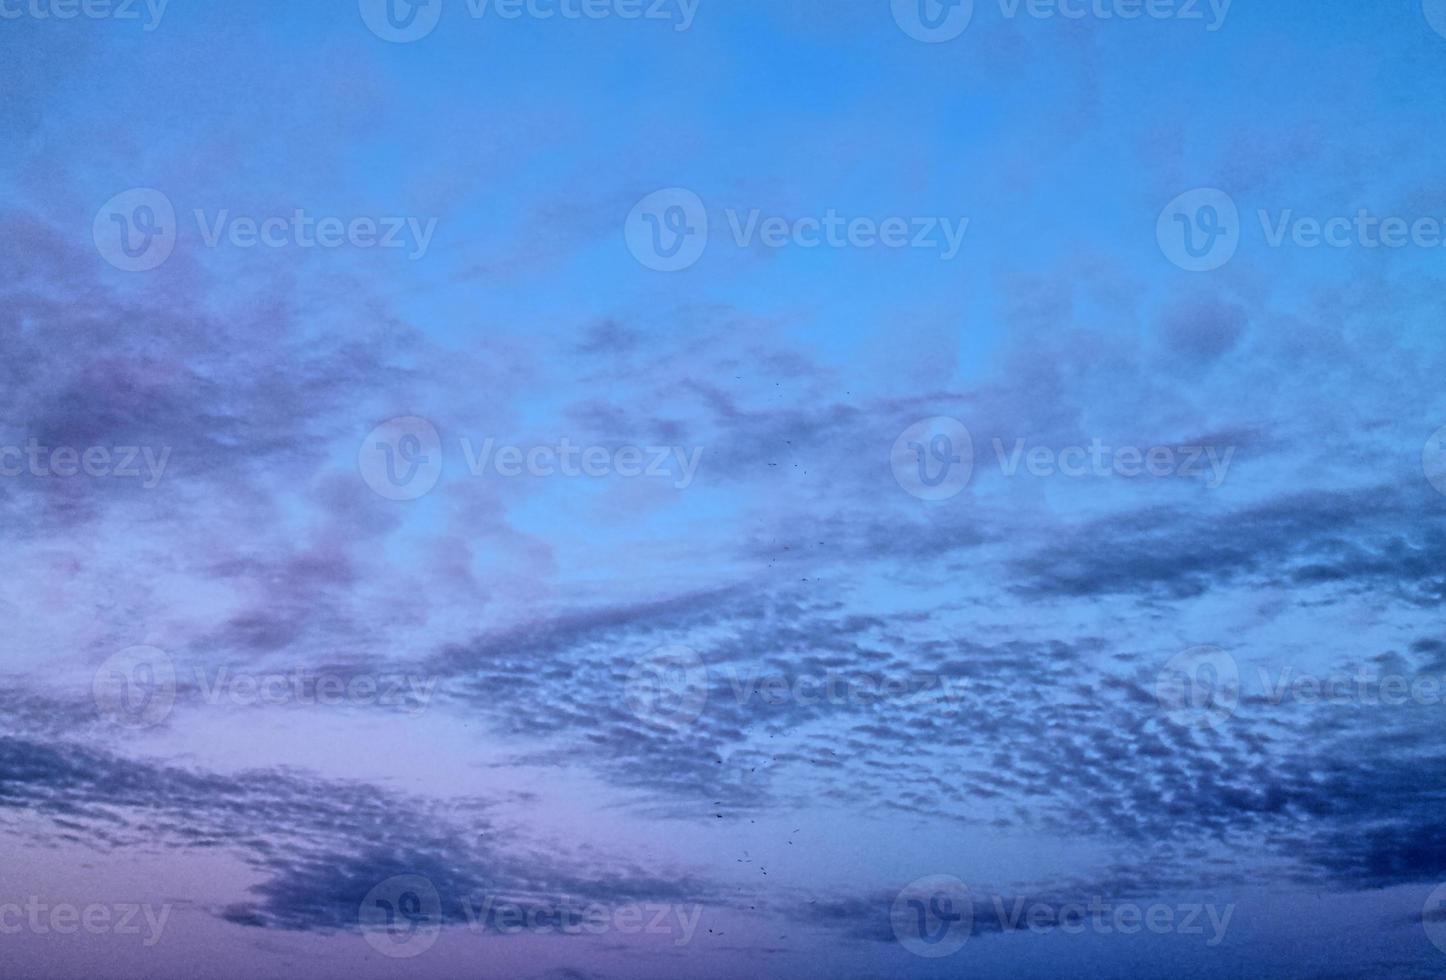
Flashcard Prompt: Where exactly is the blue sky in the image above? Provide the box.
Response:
[4,1,1446,977]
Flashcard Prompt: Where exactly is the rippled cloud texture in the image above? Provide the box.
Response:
[4,1,1446,977]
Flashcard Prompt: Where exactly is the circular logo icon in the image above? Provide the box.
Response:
[359,0,443,42]
[625,644,709,729]
[891,875,972,957]
[624,188,708,272]
[1425,0,1446,40]
[1157,188,1240,272]
[891,0,974,42]
[358,417,443,501]
[891,417,973,501]
[93,189,177,272]
[92,645,177,729]
[1423,883,1446,954]
[1424,425,1446,497]
[359,874,443,958]
[1155,645,1240,729]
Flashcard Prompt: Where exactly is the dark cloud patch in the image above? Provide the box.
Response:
[574,318,642,357]
[1011,487,1446,604]
[0,732,726,936]
[1157,293,1248,363]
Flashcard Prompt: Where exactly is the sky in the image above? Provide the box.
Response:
[4,0,1446,977]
